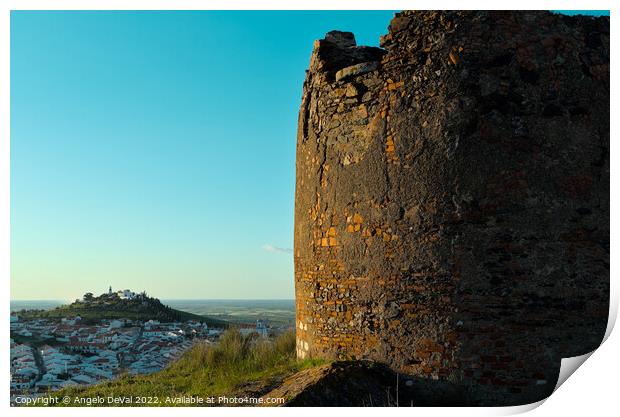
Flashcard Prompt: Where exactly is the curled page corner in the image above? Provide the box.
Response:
[553,351,595,392]
[553,289,618,388]
[496,398,547,416]
[550,294,617,394]
[493,351,598,416]
[498,296,617,415]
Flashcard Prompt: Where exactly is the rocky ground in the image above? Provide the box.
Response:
[261,361,467,406]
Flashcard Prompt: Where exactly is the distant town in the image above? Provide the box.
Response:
[10,288,271,403]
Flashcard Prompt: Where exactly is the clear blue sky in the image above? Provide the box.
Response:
[10,11,396,301]
[10,10,608,301]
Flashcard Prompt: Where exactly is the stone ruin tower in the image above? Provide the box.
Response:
[294,11,609,405]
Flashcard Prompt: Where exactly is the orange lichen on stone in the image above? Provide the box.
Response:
[418,338,445,353]
[347,213,364,233]
[387,80,404,91]
[358,104,368,118]
[449,50,459,65]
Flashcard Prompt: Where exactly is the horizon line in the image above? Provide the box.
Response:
[10,298,296,301]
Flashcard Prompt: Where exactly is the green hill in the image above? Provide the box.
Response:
[17,292,229,328]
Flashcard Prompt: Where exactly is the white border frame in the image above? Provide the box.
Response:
[1,2,616,417]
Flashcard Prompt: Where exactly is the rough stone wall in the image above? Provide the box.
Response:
[294,11,609,406]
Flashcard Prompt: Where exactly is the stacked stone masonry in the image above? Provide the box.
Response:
[294,11,609,406]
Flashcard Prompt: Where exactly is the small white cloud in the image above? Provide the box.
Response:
[262,244,293,254]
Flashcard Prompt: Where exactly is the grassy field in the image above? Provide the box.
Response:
[41,329,324,407]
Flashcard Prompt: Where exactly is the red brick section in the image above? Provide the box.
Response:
[294,11,609,406]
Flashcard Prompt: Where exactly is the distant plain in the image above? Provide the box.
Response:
[164,299,295,327]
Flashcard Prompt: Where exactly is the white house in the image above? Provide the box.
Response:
[256,320,269,337]
[143,327,166,338]
[61,316,81,325]
[108,319,124,329]
[117,289,136,300]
